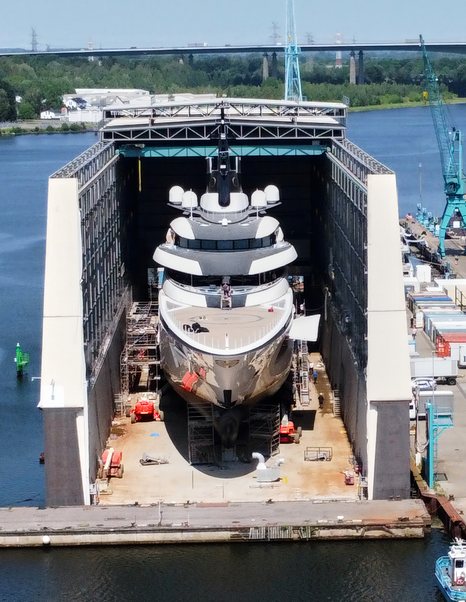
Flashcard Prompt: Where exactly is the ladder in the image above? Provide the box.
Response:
[332,389,341,417]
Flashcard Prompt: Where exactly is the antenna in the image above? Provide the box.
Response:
[284,0,302,102]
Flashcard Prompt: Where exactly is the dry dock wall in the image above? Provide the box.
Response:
[320,147,411,500]
[39,177,89,505]
[366,174,411,499]
[40,144,128,506]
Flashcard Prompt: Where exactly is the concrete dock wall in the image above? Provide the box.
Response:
[0,499,430,548]
[87,304,127,482]
[39,177,88,506]
[321,145,411,500]
[320,315,368,480]
[366,174,411,499]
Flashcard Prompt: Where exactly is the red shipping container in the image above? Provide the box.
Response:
[436,332,466,356]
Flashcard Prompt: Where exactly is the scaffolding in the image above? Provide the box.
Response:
[249,400,281,458]
[187,401,216,465]
[291,340,310,407]
[187,398,281,464]
[119,301,161,401]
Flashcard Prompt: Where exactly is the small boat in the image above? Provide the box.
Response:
[435,538,466,601]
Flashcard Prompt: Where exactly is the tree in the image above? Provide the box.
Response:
[0,80,16,120]
[17,100,35,120]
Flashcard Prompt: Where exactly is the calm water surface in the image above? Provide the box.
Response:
[0,113,461,600]
[348,104,466,217]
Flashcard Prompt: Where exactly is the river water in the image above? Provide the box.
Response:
[1,108,465,600]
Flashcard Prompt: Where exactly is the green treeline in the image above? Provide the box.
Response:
[0,53,465,120]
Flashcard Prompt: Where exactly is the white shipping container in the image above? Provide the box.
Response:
[410,356,458,383]
[416,264,432,283]
[415,310,424,328]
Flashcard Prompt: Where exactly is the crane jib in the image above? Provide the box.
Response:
[420,34,466,257]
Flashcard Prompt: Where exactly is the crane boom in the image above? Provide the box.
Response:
[420,34,466,257]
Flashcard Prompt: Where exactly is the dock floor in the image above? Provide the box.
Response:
[101,353,359,506]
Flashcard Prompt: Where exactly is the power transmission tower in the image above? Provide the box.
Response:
[271,21,281,45]
[284,0,302,102]
[31,28,38,52]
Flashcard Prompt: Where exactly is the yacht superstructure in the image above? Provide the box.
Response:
[153,127,299,445]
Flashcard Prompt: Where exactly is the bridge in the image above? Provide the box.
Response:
[2,41,466,59]
[3,40,462,86]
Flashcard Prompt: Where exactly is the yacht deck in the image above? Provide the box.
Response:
[166,304,289,353]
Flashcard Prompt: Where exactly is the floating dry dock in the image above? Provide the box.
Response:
[0,500,430,547]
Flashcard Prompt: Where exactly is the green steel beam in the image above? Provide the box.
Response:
[117,145,327,158]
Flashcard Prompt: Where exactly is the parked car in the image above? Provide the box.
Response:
[411,377,437,391]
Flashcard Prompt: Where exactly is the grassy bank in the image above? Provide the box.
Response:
[0,121,95,136]
[350,97,466,112]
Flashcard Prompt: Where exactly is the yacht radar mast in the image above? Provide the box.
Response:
[207,108,241,208]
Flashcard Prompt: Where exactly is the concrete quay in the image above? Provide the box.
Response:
[404,217,466,534]
[0,499,430,547]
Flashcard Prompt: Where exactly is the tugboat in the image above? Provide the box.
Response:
[435,538,466,601]
[153,119,319,447]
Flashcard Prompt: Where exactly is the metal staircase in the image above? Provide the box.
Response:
[426,399,453,488]
[291,340,310,407]
[332,389,341,417]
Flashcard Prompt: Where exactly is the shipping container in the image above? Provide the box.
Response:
[410,356,458,384]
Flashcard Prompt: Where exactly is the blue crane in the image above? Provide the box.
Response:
[284,0,302,102]
[420,34,466,257]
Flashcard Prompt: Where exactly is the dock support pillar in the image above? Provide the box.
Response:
[262,53,269,82]
[349,51,357,84]
[271,52,278,78]
[357,50,365,85]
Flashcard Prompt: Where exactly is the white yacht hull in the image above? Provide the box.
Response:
[159,323,293,445]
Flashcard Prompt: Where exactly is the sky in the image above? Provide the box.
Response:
[1,0,466,50]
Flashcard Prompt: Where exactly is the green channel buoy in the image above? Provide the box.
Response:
[14,342,29,379]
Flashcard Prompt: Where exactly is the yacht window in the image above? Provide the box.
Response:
[178,237,276,251]
[456,560,465,568]
[234,239,248,250]
[165,268,286,287]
